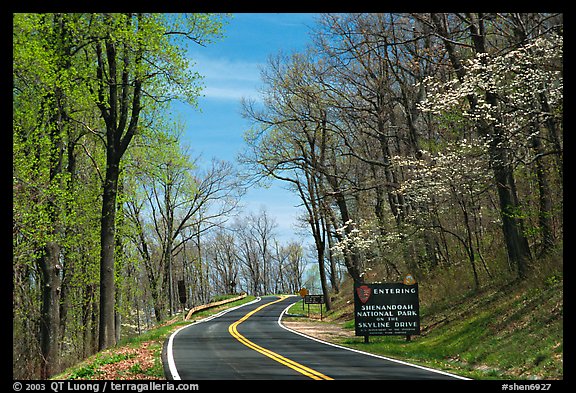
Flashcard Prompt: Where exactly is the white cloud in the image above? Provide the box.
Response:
[201,85,260,101]
[190,54,264,101]
[197,56,262,82]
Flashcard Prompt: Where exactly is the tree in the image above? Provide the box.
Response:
[124,127,241,320]
[84,13,225,349]
[241,49,356,307]
[207,229,240,295]
[420,12,562,277]
[284,242,307,294]
[13,13,93,378]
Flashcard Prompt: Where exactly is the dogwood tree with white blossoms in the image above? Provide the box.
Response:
[410,31,562,278]
[393,139,492,210]
[418,33,562,167]
[331,218,404,280]
[329,32,562,284]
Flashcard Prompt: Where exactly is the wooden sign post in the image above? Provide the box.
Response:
[304,294,324,320]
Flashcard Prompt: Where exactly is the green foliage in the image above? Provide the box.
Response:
[13,12,228,379]
[544,272,562,288]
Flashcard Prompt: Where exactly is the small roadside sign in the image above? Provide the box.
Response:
[304,294,325,320]
[304,294,324,304]
[299,288,308,298]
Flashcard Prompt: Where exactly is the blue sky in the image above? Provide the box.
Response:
[175,13,320,243]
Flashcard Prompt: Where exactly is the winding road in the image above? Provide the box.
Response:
[164,295,469,380]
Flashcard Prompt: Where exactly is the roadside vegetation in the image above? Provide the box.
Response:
[51,296,256,380]
[14,13,562,380]
[286,259,563,380]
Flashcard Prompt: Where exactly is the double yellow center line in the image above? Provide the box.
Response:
[228,296,333,380]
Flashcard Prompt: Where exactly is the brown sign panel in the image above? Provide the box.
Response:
[354,282,420,336]
[304,294,324,304]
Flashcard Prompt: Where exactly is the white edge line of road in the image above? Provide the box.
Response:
[278,296,472,381]
[166,296,263,380]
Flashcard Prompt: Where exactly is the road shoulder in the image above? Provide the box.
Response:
[281,320,355,343]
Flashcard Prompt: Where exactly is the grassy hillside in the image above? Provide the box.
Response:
[291,272,563,380]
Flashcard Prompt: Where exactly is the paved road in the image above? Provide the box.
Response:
[164,295,468,380]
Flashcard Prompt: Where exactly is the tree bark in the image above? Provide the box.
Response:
[529,121,555,257]
[98,154,119,350]
[466,12,533,277]
[39,241,62,379]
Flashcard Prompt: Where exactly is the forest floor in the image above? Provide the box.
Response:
[51,324,179,380]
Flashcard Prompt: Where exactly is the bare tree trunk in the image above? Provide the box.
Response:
[39,242,62,379]
[529,121,555,257]
[324,218,340,294]
[82,283,96,358]
[98,155,119,350]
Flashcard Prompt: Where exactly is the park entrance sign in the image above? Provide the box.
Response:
[354,281,420,338]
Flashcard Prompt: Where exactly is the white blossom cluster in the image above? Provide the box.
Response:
[392,139,492,209]
[330,218,403,263]
[332,219,377,256]
[328,139,494,266]
[418,34,563,134]
[416,33,562,182]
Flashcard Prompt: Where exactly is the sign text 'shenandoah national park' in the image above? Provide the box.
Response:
[354,282,420,337]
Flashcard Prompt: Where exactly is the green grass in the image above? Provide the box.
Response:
[288,300,326,317]
[289,276,563,380]
[65,352,135,379]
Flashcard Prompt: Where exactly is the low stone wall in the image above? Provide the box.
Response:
[184,293,247,320]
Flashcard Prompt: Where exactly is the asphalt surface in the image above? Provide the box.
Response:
[165,295,467,380]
